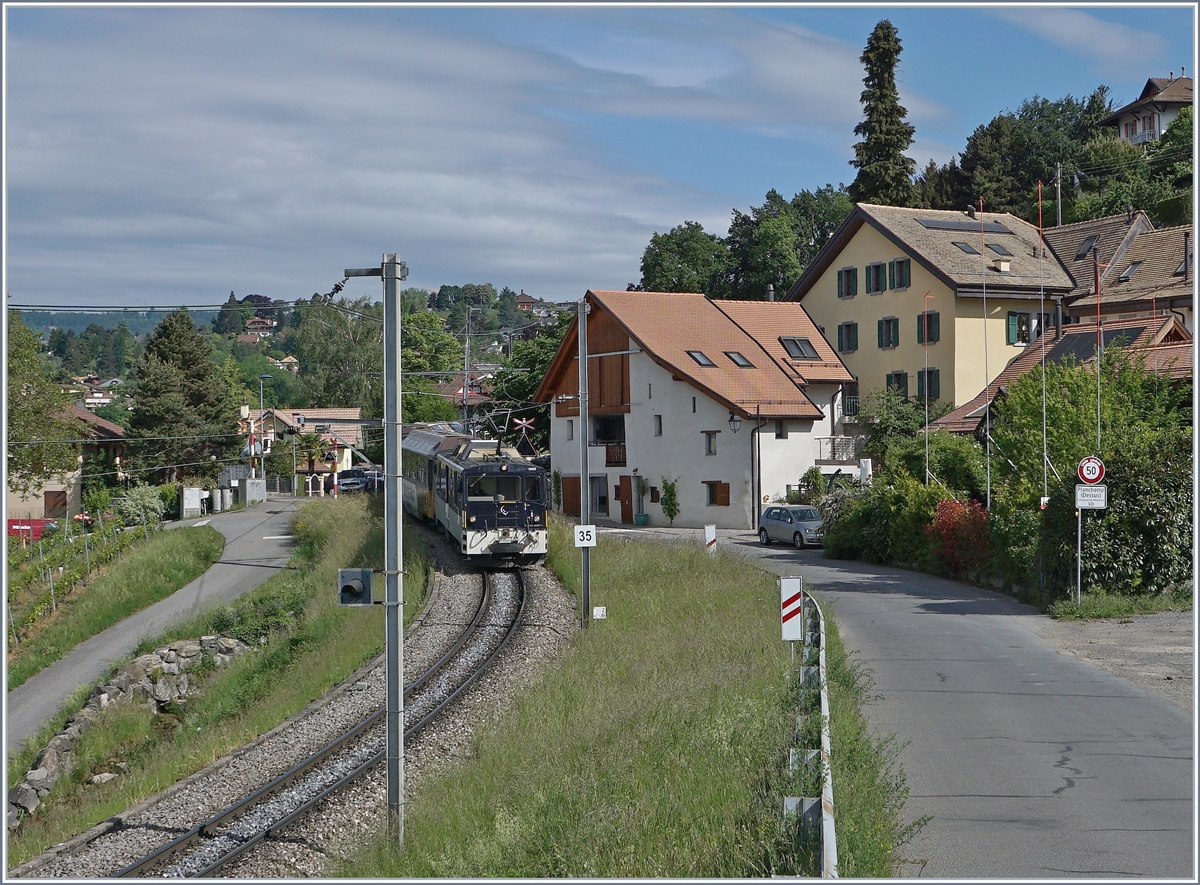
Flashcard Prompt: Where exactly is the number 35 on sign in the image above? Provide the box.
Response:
[575,525,597,547]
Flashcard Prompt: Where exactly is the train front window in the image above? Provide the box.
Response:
[525,477,542,502]
[467,475,522,502]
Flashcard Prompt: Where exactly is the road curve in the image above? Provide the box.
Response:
[6,498,304,752]
[730,536,1193,880]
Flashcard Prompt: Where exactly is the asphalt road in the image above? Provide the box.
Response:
[6,498,303,752]
[611,525,1194,879]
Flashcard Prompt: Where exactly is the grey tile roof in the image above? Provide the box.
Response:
[1068,224,1194,313]
[1041,211,1152,296]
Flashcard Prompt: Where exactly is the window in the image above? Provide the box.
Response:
[843,381,860,417]
[686,350,716,367]
[775,420,788,439]
[865,262,887,294]
[1075,235,1098,260]
[837,267,858,298]
[987,243,1012,256]
[837,321,858,353]
[654,414,662,437]
[1118,261,1143,282]
[952,241,979,254]
[1007,311,1051,345]
[917,310,940,344]
[1176,254,1193,276]
[648,383,652,400]
[780,337,820,359]
[725,351,754,367]
[877,316,900,349]
[692,396,697,413]
[917,367,940,402]
[704,431,718,456]
[1142,113,1156,133]
[704,481,731,506]
[566,419,573,441]
[886,371,908,398]
[888,258,911,290]
[1125,120,1138,139]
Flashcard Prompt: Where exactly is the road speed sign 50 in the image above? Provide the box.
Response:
[1077,456,1105,484]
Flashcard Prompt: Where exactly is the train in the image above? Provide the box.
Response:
[401,423,548,567]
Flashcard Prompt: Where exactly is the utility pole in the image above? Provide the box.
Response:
[577,297,591,631]
[463,306,471,429]
[345,253,408,844]
[1055,162,1062,228]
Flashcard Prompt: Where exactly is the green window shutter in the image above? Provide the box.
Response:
[850,268,857,296]
[888,260,895,290]
[917,313,924,344]
[900,372,908,398]
[891,317,900,344]
[850,323,858,351]
[878,319,885,348]
[837,324,845,351]
[1007,312,1019,344]
[930,368,940,401]
[917,369,925,399]
[931,311,940,343]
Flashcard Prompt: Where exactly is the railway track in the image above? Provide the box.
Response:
[9,567,528,880]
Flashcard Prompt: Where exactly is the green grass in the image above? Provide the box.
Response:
[5,496,434,866]
[7,527,224,691]
[340,519,922,878]
[1047,587,1193,620]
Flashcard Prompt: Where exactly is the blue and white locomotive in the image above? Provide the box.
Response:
[401,424,548,567]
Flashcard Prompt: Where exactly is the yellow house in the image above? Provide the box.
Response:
[785,204,1074,408]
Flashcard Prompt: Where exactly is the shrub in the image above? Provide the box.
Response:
[822,474,939,568]
[796,467,827,504]
[926,499,991,578]
[112,484,167,526]
[158,483,181,517]
[660,477,679,526]
[988,506,1041,590]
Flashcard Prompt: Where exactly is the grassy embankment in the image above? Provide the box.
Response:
[1048,588,1192,620]
[342,519,922,877]
[7,527,225,691]
[6,496,433,867]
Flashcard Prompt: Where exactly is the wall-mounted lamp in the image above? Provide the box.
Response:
[728,412,742,433]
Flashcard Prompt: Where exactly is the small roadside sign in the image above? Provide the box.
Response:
[781,576,804,642]
[705,524,717,553]
[593,606,607,620]
[1075,484,1107,509]
[575,525,597,547]
[1078,456,1105,484]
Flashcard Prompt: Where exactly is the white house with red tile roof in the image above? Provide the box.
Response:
[533,290,856,529]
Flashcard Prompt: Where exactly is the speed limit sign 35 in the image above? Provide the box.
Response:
[1078,456,1105,484]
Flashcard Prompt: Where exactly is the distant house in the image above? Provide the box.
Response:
[785,204,1074,409]
[1100,74,1193,146]
[5,406,126,520]
[245,316,276,337]
[931,314,1191,436]
[516,290,538,311]
[236,333,261,345]
[249,407,367,478]
[534,290,855,530]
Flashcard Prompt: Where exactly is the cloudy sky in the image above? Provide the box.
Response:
[3,3,1195,310]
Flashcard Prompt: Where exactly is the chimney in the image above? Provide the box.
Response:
[1054,297,1063,337]
[766,283,775,302]
[1185,231,1191,283]
[993,257,1011,273]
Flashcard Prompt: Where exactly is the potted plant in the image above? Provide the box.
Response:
[633,474,651,526]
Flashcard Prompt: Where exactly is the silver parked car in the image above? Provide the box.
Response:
[758,505,824,548]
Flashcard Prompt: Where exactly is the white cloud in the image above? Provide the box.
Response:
[990,7,1169,75]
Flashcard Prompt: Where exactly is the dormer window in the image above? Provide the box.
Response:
[780,337,819,360]
[686,350,716,367]
[725,351,754,368]
[1174,255,1192,276]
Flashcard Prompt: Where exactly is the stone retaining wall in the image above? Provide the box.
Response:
[6,635,252,831]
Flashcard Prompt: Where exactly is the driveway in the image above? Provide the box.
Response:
[605,524,1194,879]
[6,497,303,752]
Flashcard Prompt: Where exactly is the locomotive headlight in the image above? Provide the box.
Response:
[501,464,508,471]
[469,516,477,524]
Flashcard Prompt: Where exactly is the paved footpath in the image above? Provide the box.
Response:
[6,497,303,752]
[603,523,1194,880]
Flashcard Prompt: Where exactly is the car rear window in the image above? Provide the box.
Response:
[792,508,819,520]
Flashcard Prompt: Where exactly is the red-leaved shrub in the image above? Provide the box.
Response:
[926,498,991,576]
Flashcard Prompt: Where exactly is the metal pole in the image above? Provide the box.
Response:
[981,197,991,510]
[463,306,471,428]
[382,253,406,842]
[1076,508,1082,605]
[578,297,591,631]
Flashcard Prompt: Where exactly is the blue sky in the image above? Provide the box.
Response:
[3,3,1195,310]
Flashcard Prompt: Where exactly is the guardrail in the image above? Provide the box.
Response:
[782,589,837,877]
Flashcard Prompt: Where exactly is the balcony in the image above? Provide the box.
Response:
[815,436,859,465]
[1130,130,1158,145]
[592,442,626,467]
[839,395,860,420]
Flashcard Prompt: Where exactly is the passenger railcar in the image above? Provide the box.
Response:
[402,425,548,567]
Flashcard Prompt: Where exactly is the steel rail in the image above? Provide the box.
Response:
[111,568,524,879]
[110,569,505,879]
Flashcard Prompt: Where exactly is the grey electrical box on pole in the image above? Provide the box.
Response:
[347,254,407,843]
[578,296,591,630]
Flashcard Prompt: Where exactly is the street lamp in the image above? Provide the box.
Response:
[256,373,272,480]
[728,412,742,434]
[923,292,933,486]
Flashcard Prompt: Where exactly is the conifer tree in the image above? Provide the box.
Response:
[848,20,916,207]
